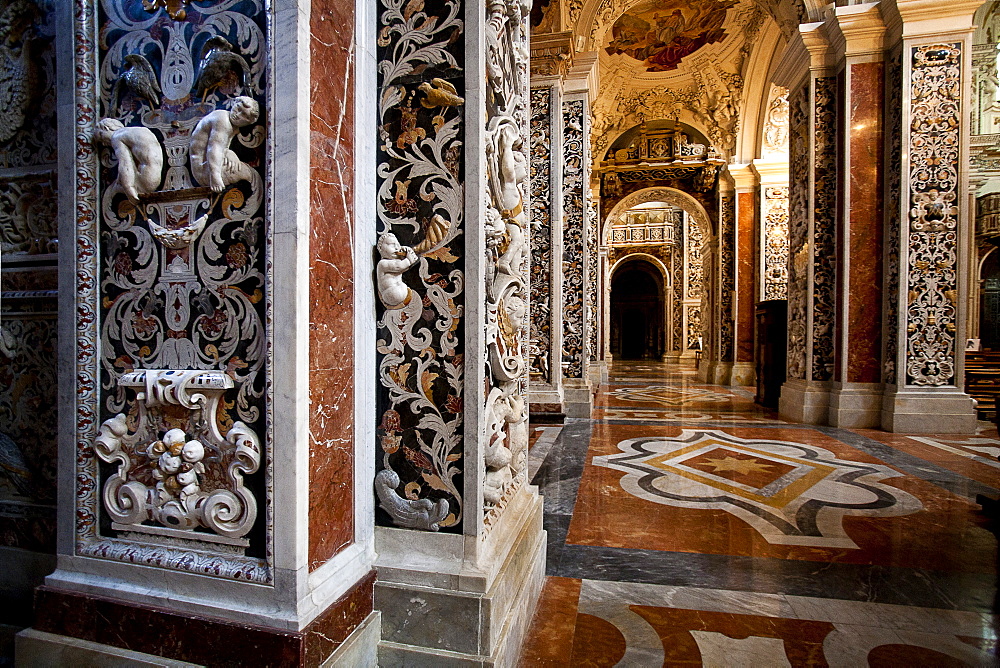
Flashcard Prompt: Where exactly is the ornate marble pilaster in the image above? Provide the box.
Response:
[528,81,564,414]
[828,3,888,428]
[880,0,980,433]
[372,0,545,663]
[561,54,597,418]
[25,3,379,665]
[713,190,737,385]
[775,24,838,424]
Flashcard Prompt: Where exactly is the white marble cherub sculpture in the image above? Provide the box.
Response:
[189,95,259,192]
[95,118,164,203]
[150,428,186,499]
[177,439,206,503]
[376,232,419,309]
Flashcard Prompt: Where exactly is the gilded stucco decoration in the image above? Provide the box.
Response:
[529,87,553,383]
[671,218,684,351]
[904,44,962,387]
[374,0,466,531]
[74,0,271,582]
[763,186,788,300]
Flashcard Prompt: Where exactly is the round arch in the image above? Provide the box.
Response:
[608,255,670,360]
[602,186,713,242]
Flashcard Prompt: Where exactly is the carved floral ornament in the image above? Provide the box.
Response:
[602,187,711,243]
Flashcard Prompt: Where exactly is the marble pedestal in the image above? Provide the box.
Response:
[712,362,733,386]
[729,362,756,387]
[881,387,977,434]
[779,379,831,425]
[563,378,594,418]
[375,487,546,667]
[829,382,883,428]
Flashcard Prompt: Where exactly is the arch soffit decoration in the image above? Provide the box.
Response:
[602,186,712,243]
[979,245,998,279]
[610,253,671,289]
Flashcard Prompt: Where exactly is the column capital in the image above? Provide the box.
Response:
[831,2,886,59]
[564,51,599,101]
[751,160,790,186]
[893,0,980,38]
[728,163,758,192]
[530,30,573,81]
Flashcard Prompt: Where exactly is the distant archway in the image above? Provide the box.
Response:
[610,257,667,360]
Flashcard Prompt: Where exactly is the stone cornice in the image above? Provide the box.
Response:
[893,0,980,38]
[830,2,886,59]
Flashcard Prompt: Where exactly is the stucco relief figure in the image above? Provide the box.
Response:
[376,232,419,309]
[95,118,164,204]
[189,95,259,193]
[489,121,529,278]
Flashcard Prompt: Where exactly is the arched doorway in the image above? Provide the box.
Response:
[981,248,1000,349]
[610,259,666,360]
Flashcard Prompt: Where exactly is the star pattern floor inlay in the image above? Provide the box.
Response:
[520,361,1000,667]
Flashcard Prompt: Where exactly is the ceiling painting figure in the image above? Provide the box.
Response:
[604,0,738,72]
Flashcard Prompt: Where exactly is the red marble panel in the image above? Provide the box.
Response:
[520,576,582,665]
[736,191,755,363]
[308,2,356,570]
[844,61,884,383]
[33,570,375,667]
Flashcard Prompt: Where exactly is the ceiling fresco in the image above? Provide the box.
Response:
[604,0,739,72]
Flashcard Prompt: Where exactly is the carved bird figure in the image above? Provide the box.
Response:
[0,432,33,499]
[0,0,39,143]
[113,54,161,112]
[195,36,250,100]
[418,78,464,108]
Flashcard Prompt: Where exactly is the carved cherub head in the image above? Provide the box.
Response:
[181,439,204,464]
[377,232,405,259]
[162,428,186,456]
[229,96,259,127]
[94,117,125,144]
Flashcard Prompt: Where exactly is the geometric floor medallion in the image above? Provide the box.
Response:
[606,386,734,405]
[594,430,922,548]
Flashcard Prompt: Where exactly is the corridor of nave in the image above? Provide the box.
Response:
[519,361,1000,666]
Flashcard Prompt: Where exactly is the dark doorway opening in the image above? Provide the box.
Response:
[982,249,1000,349]
[610,259,665,360]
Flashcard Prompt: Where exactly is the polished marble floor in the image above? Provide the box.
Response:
[520,361,1000,667]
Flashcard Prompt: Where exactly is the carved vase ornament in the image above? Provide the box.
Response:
[76,1,270,580]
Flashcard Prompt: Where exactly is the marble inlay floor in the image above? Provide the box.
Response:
[520,361,1000,666]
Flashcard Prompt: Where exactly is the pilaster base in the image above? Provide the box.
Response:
[18,571,378,666]
[881,387,977,434]
[375,487,546,667]
[778,378,832,425]
[588,360,608,386]
[563,378,594,418]
[712,362,733,385]
[529,384,564,421]
[729,362,756,387]
[698,360,716,383]
[829,382,883,428]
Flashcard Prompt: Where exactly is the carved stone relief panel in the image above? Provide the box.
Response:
[719,194,735,363]
[763,186,789,300]
[811,76,837,382]
[75,0,270,581]
[562,98,586,378]
[0,0,57,168]
[587,199,599,362]
[686,214,703,300]
[671,219,684,351]
[0,174,57,256]
[762,85,789,158]
[786,84,809,380]
[884,45,903,385]
[904,44,962,387]
[482,0,530,525]
[530,87,553,383]
[374,0,466,532]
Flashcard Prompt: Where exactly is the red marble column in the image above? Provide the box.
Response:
[308,0,356,570]
[735,190,757,380]
[828,4,886,428]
